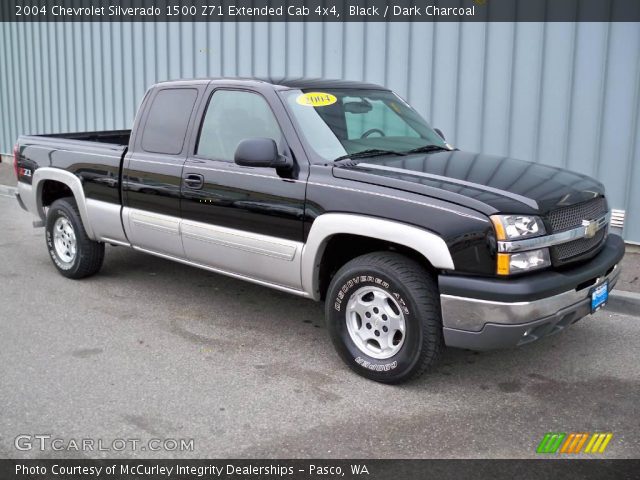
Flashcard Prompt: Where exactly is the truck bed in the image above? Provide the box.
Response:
[16,130,130,206]
[35,129,131,146]
[17,129,129,175]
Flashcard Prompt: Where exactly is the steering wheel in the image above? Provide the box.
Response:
[360,128,386,139]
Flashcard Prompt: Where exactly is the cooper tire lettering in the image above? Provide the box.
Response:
[356,357,398,371]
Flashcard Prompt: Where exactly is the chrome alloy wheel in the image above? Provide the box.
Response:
[52,216,77,263]
[345,285,406,359]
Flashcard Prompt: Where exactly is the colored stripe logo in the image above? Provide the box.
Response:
[537,432,613,454]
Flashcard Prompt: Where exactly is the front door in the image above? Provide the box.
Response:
[180,86,307,291]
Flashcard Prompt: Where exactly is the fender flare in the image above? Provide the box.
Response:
[301,213,455,300]
[32,167,96,240]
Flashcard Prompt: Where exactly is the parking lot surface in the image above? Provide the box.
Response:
[0,194,638,459]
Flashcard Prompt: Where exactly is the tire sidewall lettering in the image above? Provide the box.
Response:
[356,357,398,372]
[334,275,409,317]
[46,208,75,271]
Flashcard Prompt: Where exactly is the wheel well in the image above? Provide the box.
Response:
[317,233,436,300]
[40,180,73,207]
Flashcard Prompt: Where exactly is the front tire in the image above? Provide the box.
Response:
[45,197,105,279]
[325,252,443,383]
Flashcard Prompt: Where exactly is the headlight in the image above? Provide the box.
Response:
[490,215,546,240]
[497,248,551,275]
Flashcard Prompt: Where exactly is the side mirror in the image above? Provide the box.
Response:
[434,128,446,141]
[234,138,291,169]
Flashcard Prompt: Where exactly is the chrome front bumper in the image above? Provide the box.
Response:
[439,234,625,350]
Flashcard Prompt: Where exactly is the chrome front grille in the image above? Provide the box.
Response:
[547,197,607,233]
[546,197,608,266]
[551,227,607,264]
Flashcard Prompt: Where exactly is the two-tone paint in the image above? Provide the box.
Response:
[14,78,624,351]
[15,78,488,295]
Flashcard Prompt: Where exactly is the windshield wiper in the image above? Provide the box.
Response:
[402,145,452,155]
[332,149,406,163]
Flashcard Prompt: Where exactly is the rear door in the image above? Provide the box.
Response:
[122,84,205,257]
[179,83,308,291]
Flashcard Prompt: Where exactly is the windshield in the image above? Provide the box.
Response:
[281,88,449,161]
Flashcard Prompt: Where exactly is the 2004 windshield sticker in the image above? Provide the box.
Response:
[296,92,337,107]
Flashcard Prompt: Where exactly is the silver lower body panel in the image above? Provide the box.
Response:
[86,199,128,245]
[440,264,621,350]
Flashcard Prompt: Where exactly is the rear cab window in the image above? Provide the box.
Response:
[141,88,198,155]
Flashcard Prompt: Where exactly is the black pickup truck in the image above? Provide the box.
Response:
[14,78,624,383]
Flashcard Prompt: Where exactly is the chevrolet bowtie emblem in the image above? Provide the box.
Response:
[582,219,599,239]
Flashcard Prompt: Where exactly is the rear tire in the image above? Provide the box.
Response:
[45,197,104,279]
[325,252,443,383]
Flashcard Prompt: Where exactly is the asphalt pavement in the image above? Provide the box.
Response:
[0,194,639,459]
[0,157,14,186]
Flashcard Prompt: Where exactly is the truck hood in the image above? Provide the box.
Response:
[332,150,605,215]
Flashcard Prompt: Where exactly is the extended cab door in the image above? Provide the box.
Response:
[122,84,205,257]
[179,84,308,291]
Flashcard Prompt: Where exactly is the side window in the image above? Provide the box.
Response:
[141,88,198,155]
[197,90,283,161]
[343,97,420,139]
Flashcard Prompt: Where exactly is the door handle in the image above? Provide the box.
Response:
[183,173,204,190]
